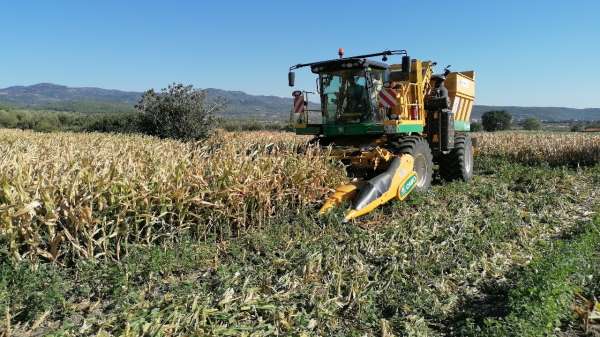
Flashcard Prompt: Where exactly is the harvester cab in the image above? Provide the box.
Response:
[289,49,476,221]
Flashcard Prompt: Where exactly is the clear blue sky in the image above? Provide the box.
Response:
[2,0,599,108]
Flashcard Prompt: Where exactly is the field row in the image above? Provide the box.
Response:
[1,129,599,336]
[1,129,599,264]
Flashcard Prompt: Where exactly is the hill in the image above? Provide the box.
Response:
[0,83,139,113]
[1,83,599,121]
[471,105,600,122]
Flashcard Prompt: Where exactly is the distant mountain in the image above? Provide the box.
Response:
[1,83,599,121]
[472,105,600,122]
[0,83,139,113]
[0,83,314,117]
[202,88,319,119]
[0,83,139,105]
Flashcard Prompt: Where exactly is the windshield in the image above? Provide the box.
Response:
[321,70,372,123]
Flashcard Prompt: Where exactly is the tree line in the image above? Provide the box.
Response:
[1,85,597,139]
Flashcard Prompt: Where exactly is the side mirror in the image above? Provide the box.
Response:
[443,65,452,77]
[288,71,295,87]
[401,56,411,73]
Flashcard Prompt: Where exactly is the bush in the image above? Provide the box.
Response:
[570,121,600,132]
[481,110,512,131]
[570,123,585,132]
[135,83,225,141]
[0,110,18,128]
[470,122,483,132]
[521,117,542,130]
[33,115,59,132]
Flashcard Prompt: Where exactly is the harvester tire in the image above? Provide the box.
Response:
[439,134,474,182]
[394,136,433,192]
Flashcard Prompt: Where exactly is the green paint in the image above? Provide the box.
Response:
[400,174,417,197]
[323,123,384,136]
[394,124,424,133]
[454,120,471,132]
[295,125,321,135]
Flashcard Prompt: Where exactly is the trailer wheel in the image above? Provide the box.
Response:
[439,134,474,182]
[394,136,433,192]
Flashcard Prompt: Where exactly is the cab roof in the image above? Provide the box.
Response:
[310,58,389,73]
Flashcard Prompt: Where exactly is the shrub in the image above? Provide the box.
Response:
[33,115,60,132]
[481,110,512,131]
[470,122,483,132]
[570,123,585,132]
[135,83,225,141]
[521,117,542,130]
[0,110,18,128]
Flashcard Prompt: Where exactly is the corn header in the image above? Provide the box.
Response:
[288,49,475,221]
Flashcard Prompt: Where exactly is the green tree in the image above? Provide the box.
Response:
[481,110,512,132]
[135,83,225,140]
[470,122,483,132]
[570,123,584,132]
[521,117,542,130]
[0,110,18,128]
[33,115,59,132]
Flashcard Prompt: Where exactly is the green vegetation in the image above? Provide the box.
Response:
[0,99,137,114]
[470,122,483,132]
[482,110,512,131]
[0,107,291,134]
[521,117,542,130]
[0,130,598,336]
[0,107,141,133]
[456,217,600,337]
[571,121,600,132]
[38,100,137,114]
[136,83,225,140]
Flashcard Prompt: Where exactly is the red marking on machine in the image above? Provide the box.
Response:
[378,88,397,108]
[292,91,305,113]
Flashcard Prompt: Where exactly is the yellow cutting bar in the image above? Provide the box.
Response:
[320,154,417,221]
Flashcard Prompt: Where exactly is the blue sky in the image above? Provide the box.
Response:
[1,0,599,107]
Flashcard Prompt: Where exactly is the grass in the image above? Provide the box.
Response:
[0,129,599,336]
[454,215,600,337]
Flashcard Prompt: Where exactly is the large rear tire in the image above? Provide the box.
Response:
[394,136,433,192]
[439,134,474,182]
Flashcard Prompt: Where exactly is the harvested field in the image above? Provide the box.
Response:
[0,129,599,336]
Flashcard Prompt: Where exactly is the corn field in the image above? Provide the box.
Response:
[0,129,599,264]
[0,129,344,263]
[475,131,600,166]
[1,128,599,336]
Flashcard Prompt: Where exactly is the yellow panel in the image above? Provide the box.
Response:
[410,60,423,83]
[451,96,461,115]
[459,97,466,121]
[464,99,473,121]
[445,71,475,99]
[460,99,470,121]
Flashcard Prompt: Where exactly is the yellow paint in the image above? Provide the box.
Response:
[331,146,395,170]
[444,71,476,122]
[319,182,359,214]
[383,119,425,127]
[342,154,415,221]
